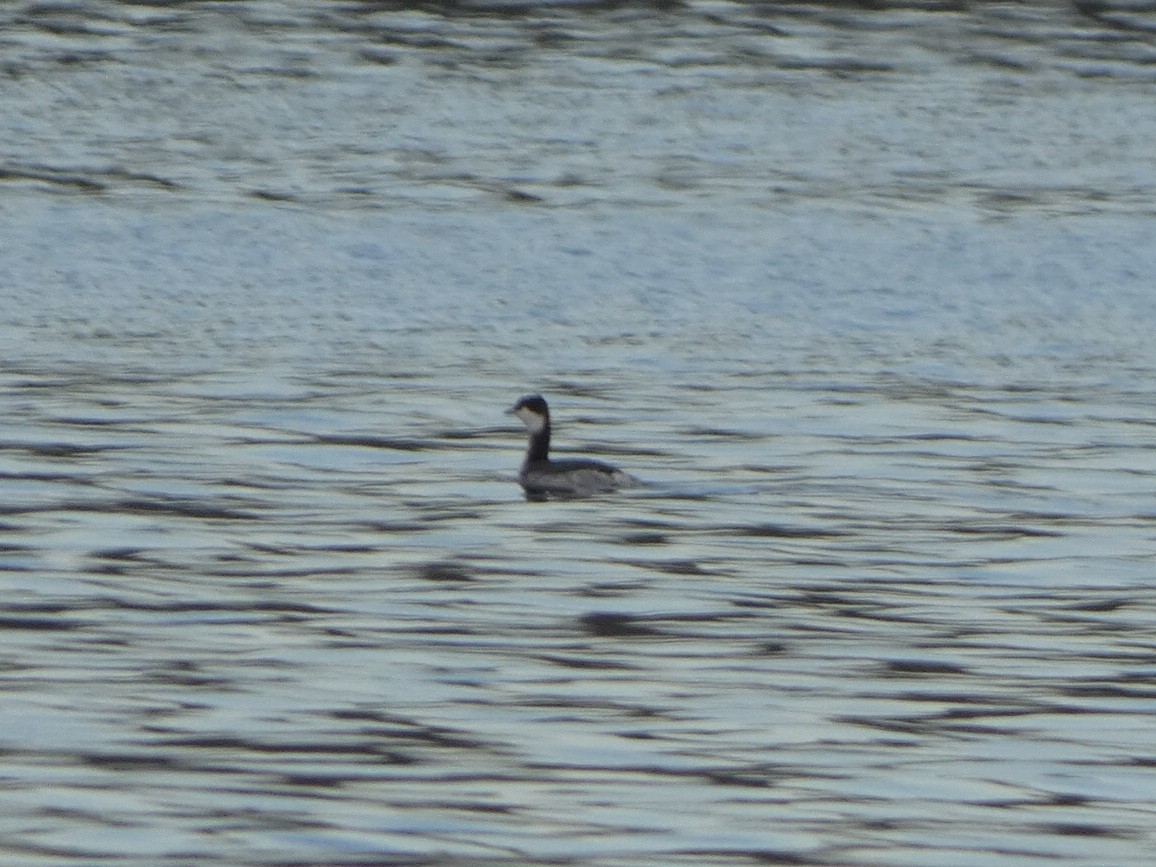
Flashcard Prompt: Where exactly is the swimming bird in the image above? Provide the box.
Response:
[508,394,638,499]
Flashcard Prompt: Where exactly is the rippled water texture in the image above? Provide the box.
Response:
[2,1,1155,865]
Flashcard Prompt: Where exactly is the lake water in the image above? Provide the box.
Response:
[1,1,1155,864]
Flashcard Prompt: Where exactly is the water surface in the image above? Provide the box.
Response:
[1,1,1155,864]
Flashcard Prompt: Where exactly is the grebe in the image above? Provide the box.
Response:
[508,394,638,499]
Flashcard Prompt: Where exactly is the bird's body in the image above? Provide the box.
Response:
[508,394,638,499]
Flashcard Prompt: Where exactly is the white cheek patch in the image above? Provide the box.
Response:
[515,408,546,434]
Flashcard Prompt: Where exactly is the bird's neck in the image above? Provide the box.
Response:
[526,423,550,463]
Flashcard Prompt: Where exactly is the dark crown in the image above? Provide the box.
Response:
[513,394,549,416]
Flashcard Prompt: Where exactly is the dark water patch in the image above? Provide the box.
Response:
[112,496,262,522]
[0,439,128,458]
[313,433,437,451]
[965,50,1037,71]
[238,540,318,557]
[99,597,335,617]
[413,561,476,583]
[0,163,180,194]
[154,734,413,760]
[52,414,148,428]
[328,710,495,752]
[680,426,771,441]
[358,520,433,534]
[101,166,183,191]
[0,496,263,521]
[618,558,717,576]
[79,751,192,773]
[1062,597,1134,613]
[141,662,247,690]
[360,622,487,639]
[673,848,818,866]
[579,612,668,639]
[719,591,791,617]
[136,651,274,682]
[1074,0,1156,36]
[576,610,760,641]
[836,714,1032,740]
[727,522,847,539]
[204,563,370,584]
[946,522,1064,539]
[700,767,784,790]
[1061,683,1156,700]
[977,791,1096,810]
[358,47,400,66]
[249,188,303,203]
[4,370,171,390]
[531,652,639,671]
[749,640,790,657]
[1036,821,1139,839]
[617,531,670,545]
[632,488,738,503]
[442,425,509,441]
[275,771,372,789]
[0,615,86,631]
[881,659,972,677]
[514,695,678,724]
[579,579,655,597]
[0,164,105,192]
[896,432,987,446]
[309,542,382,554]
[777,55,896,76]
[1002,510,1089,528]
[89,545,149,566]
[501,186,545,204]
